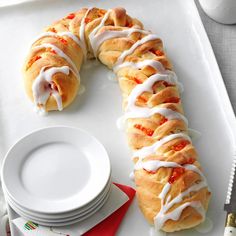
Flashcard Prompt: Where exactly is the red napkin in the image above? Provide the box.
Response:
[83,183,136,236]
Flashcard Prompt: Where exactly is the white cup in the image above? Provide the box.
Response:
[199,0,236,24]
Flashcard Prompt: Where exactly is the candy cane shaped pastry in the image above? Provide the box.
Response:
[23,7,211,232]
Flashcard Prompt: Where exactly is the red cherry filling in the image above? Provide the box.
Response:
[66,13,75,20]
[150,49,164,56]
[134,124,154,136]
[50,49,57,54]
[58,37,68,45]
[29,55,41,65]
[159,117,168,125]
[168,157,195,184]
[85,17,92,24]
[171,140,190,151]
[48,27,57,33]
[133,77,142,84]
[168,167,185,184]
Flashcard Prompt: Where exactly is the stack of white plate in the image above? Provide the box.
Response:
[1,127,111,226]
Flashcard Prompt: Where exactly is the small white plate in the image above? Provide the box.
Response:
[8,187,112,227]
[1,126,111,214]
[4,183,112,224]
[2,177,112,220]
[2,174,111,219]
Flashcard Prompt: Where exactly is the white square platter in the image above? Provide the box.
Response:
[0,0,235,235]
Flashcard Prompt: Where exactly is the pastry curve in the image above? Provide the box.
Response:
[23,7,211,232]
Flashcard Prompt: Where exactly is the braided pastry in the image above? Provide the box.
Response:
[23,7,211,232]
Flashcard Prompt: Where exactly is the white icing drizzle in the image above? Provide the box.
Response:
[134,153,208,230]
[114,34,160,66]
[32,66,70,111]
[155,201,205,230]
[91,27,149,56]
[34,106,48,116]
[32,8,92,59]
[124,107,187,124]
[154,170,207,230]
[184,164,203,176]
[32,31,84,55]
[135,157,208,229]
[59,32,82,46]
[33,43,78,74]
[159,182,171,200]
[132,133,191,160]
[135,159,179,171]
[89,9,112,56]
[51,90,63,111]
[113,59,165,73]
[132,132,209,230]
[115,62,187,131]
[126,73,179,111]
[114,59,183,93]
[79,7,93,59]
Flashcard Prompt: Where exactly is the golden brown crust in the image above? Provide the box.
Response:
[23,7,211,232]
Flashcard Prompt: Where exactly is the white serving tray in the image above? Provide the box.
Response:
[0,0,235,235]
